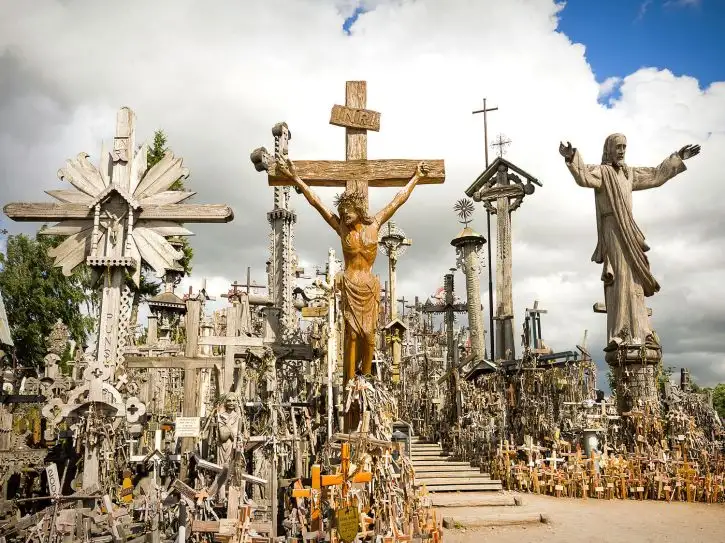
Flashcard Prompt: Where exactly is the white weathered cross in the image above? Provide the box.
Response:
[250,81,445,209]
[3,107,234,488]
[4,107,233,372]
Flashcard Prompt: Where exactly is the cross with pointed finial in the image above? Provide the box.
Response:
[491,133,512,158]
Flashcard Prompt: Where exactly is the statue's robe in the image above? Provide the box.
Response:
[336,223,381,343]
[566,150,686,346]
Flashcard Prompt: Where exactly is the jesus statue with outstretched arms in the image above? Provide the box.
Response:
[560,134,700,351]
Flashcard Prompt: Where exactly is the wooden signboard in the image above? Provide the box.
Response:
[302,306,329,318]
[174,416,201,438]
[330,104,381,132]
[336,506,359,543]
[46,463,61,498]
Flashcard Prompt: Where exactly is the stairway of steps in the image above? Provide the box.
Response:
[409,436,503,492]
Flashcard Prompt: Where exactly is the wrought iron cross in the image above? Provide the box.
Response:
[491,133,512,158]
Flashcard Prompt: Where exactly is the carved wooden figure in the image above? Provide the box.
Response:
[560,134,700,412]
[251,81,445,384]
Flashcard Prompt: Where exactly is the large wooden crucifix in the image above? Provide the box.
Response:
[250,81,445,391]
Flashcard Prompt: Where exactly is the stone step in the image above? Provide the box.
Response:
[410,443,442,448]
[417,476,496,486]
[431,493,521,507]
[411,451,448,457]
[415,470,491,478]
[442,509,547,528]
[411,460,471,467]
[422,482,503,492]
[414,464,486,473]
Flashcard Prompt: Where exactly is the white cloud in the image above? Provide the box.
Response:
[636,0,653,21]
[598,76,622,100]
[664,0,701,8]
[0,0,723,386]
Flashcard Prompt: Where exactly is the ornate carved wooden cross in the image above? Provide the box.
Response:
[251,81,445,209]
[465,156,542,362]
[4,107,234,374]
[422,271,468,366]
[3,107,234,489]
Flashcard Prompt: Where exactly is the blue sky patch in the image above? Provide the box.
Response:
[343,5,367,35]
[558,0,724,105]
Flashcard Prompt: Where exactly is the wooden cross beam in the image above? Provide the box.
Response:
[223,280,248,304]
[3,203,232,223]
[594,302,652,317]
[422,301,468,315]
[237,266,266,295]
[397,295,408,318]
[251,81,445,201]
[292,443,372,508]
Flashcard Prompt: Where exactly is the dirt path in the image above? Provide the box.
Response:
[441,493,725,543]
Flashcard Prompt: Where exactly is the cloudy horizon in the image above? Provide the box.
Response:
[1,0,723,388]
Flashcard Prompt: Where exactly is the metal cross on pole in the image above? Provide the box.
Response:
[472,98,498,363]
[491,133,512,158]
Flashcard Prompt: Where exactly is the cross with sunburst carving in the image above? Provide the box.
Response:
[4,107,233,372]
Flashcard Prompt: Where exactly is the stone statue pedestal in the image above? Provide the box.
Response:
[606,344,661,416]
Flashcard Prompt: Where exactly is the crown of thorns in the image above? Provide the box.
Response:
[333,190,367,211]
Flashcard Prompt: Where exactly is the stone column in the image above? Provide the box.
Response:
[147,315,158,345]
[594,303,661,416]
[451,227,487,362]
[267,187,298,341]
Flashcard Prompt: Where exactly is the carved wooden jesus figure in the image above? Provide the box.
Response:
[277,159,429,380]
[560,134,700,351]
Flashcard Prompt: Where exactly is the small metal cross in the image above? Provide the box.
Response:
[490,133,512,158]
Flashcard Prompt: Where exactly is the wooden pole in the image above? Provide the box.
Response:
[345,81,369,201]
[270,360,279,538]
[181,297,201,480]
[223,303,241,393]
[472,98,498,360]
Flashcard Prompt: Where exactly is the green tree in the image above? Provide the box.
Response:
[712,383,725,420]
[0,230,96,369]
[146,130,193,272]
[606,370,617,396]
[127,130,194,332]
[658,364,676,394]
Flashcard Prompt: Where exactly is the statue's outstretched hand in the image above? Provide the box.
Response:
[416,161,430,178]
[677,144,701,160]
[276,157,297,179]
[559,141,574,160]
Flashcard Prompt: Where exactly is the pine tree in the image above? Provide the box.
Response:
[0,231,96,368]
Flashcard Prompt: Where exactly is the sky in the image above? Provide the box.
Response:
[0,0,723,389]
